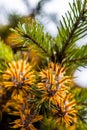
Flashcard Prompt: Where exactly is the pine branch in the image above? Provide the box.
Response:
[21,33,50,56]
[63,44,87,69]
[55,0,87,63]
[61,12,84,55]
[66,56,87,63]
[10,19,52,58]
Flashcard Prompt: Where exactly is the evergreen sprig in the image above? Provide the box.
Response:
[10,0,87,67]
[63,44,87,71]
[55,0,87,64]
[10,19,53,58]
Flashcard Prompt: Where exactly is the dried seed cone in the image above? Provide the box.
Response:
[53,93,77,126]
[10,100,43,130]
[2,60,36,99]
[38,62,72,104]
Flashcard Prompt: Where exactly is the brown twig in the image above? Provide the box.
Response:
[23,34,50,57]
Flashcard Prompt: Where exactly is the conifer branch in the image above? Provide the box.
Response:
[22,33,50,56]
[55,0,87,64]
[61,0,87,56]
[67,56,87,63]
[10,20,52,58]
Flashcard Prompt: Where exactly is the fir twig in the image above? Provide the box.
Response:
[61,0,87,56]
[22,33,50,57]
[10,20,52,58]
[55,0,87,65]
[66,56,87,63]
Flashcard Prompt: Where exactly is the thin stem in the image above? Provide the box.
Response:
[23,34,50,57]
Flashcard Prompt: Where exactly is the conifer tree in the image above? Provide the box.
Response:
[0,0,87,130]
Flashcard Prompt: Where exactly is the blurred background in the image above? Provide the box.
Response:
[0,0,87,88]
[0,0,72,36]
